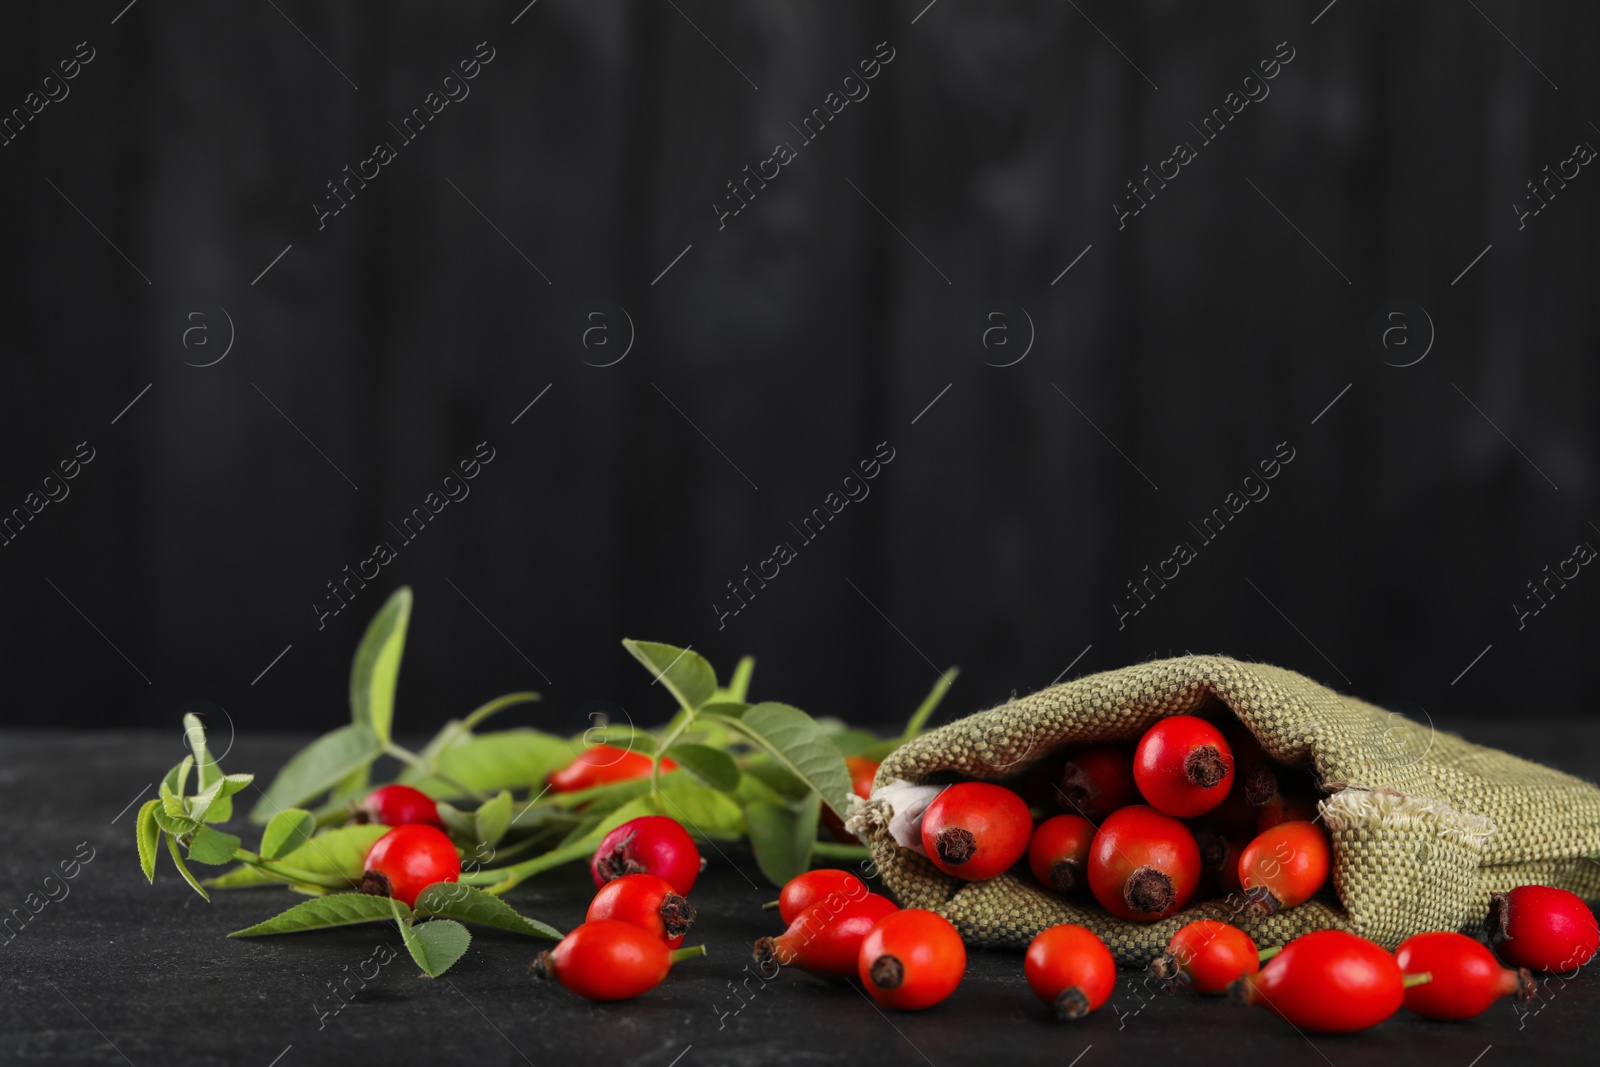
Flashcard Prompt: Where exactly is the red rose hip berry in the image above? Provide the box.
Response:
[357,784,445,829]
[1028,814,1096,895]
[548,745,676,793]
[919,782,1032,881]
[1086,805,1201,921]
[1152,920,1260,995]
[1133,715,1234,817]
[1024,924,1115,1021]
[533,919,705,1000]
[359,824,461,908]
[586,873,697,948]
[591,815,701,896]
[1395,931,1534,1019]
[1231,929,1425,1033]
[1238,820,1331,917]
[1491,885,1600,972]
[753,892,899,977]
[774,868,868,925]
[822,757,879,842]
[859,909,966,1010]
[1055,744,1138,819]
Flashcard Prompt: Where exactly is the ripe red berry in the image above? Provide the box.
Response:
[586,873,696,948]
[1231,930,1418,1033]
[1086,805,1201,921]
[1491,885,1600,973]
[919,782,1032,881]
[1395,931,1534,1019]
[358,784,445,829]
[753,892,899,977]
[591,815,700,896]
[1028,814,1096,895]
[823,757,880,842]
[1193,829,1246,897]
[1024,924,1115,1021]
[859,909,966,1010]
[359,824,461,908]
[1152,920,1260,995]
[775,868,868,925]
[1256,789,1319,831]
[1133,715,1234,817]
[1238,820,1330,917]
[548,745,676,793]
[533,919,705,1000]
[1054,744,1138,820]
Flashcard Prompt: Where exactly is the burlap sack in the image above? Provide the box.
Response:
[846,655,1600,964]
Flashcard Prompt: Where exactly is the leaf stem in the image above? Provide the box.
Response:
[458,836,598,887]
[233,849,353,890]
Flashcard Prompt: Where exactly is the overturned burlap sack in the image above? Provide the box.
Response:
[845,655,1600,964]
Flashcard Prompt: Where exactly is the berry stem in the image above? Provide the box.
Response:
[669,944,709,964]
[761,899,781,910]
[1257,945,1282,962]
[1401,972,1433,989]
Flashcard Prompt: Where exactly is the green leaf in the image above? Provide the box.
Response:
[622,639,717,712]
[398,908,471,978]
[434,801,479,842]
[260,809,316,860]
[703,703,853,818]
[230,893,403,936]
[403,729,573,796]
[655,776,746,839]
[414,884,560,939]
[824,728,883,758]
[578,723,656,756]
[189,772,254,825]
[250,723,383,823]
[746,793,821,887]
[720,655,755,702]
[135,800,162,883]
[166,834,210,901]
[666,743,741,792]
[151,805,199,836]
[186,826,242,866]
[206,824,389,888]
[461,691,541,732]
[474,790,512,850]
[161,757,194,816]
[904,668,958,739]
[350,585,412,743]
[183,712,222,792]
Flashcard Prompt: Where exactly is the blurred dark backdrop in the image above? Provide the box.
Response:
[2,1,1595,744]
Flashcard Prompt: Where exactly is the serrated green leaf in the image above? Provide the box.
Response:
[622,639,718,712]
[230,892,404,936]
[152,804,199,836]
[655,776,745,839]
[135,800,162,883]
[474,791,512,850]
[703,703,852,818]
[904,668,958,739]
[822,728,883,758]
[414,883,560,939]
[260,809,315,860]
[401,729,573,796]
[189,772,254,824]
[350,586,412,744]
[666,743,741,792]
[187,825,242,866]
[166,833,210,901]
[183,712,222,793]
[161,757,194,817]
[206,823,389,888]
[196,774,255,825]
[397,905,471,978]
[718,655,755,703]
[434,801,479,842]
[746,792,821,887]
[250,724,383,823]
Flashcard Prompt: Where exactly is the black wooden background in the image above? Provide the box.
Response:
[1,1,1595,739]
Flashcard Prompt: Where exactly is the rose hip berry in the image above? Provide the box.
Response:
[775,868,868,925]
[1024,924,1115,1021]
[1491,885,1600,972]
[359,824,461,908]
[1028,814,1096,895]
[1133,715,1234,818]
[1256,789,1319,832]
[356,784,445,829]
[1193,828,1246,897]
[823,757,880,842]
[586,873,696,948]
[920,782,1032,881]
[859,909,966,1010]
[533,919,705,1000]
[549,745,676,793]
[1152,920,1260,995]
[1231,930,1426,1033]
[1395,932,1534,1020]
[753,893,899,977]
[591,815,701,896]
[1055,744,1138,820]
[1238,820,1331,917]
[1086,805,1201,922]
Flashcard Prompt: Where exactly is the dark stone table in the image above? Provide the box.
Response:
[4,727,1598,1066]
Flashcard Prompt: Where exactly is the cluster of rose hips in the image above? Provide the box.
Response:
[1026,882,1597,1031]
[926,715,1331,923]
[753,868,967,1010]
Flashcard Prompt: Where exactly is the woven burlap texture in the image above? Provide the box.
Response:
[849,655,1600,964]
